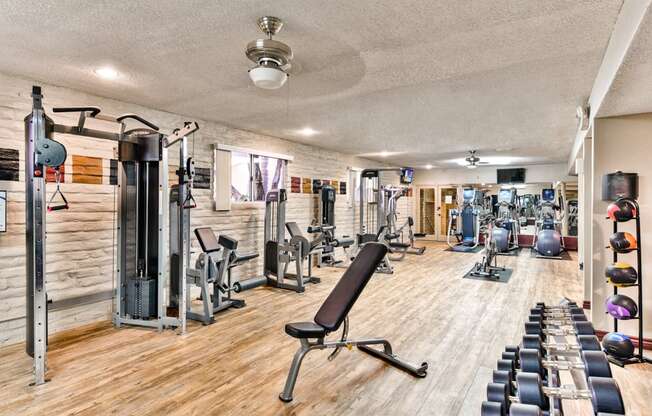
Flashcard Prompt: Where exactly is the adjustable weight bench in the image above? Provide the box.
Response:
[278,242,428,402]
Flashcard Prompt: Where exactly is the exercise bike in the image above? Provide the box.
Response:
[470,215,505,280]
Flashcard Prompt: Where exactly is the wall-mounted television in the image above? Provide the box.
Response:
[400,168,414,184]
[497,168,525,184]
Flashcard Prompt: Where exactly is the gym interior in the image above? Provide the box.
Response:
[0,2,651,416]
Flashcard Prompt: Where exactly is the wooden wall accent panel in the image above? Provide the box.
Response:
[302,177,312,193]
[72,155,103,184]
[0,148,19,181]
[194,167,210,189]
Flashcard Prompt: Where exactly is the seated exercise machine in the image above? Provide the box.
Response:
[278,243,428,402]
[24,86,199,385]
[470,215,505,280]
[312,184,355,268]
[184,228,263,325]
[492,188,520,254]
[532,188,565,259]
[264,189,320,292]
[447,188,481,252]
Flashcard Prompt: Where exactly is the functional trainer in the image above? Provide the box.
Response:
[278,243,428,402]
[24,86,198,385]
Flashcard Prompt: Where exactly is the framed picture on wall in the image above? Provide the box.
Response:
[0,190,6,232]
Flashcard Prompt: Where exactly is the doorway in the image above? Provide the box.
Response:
[418,187,435,236]
[437,186,457,241]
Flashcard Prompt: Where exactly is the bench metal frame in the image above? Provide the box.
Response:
[279,317,428,402]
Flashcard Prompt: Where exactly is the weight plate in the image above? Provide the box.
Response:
[589,377,625,414]
[516,373,548,410]
[582,351,612,378]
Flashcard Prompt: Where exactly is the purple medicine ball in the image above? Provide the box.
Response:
[605,294,638,319]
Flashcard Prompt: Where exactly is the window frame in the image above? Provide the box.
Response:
[214,144,293,209]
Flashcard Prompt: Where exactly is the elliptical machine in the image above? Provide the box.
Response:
[470,214,505,279]
[447,188,480,252]
[492,188,520,254]
[532,188,565,259]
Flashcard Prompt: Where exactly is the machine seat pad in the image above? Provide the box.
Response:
[230,251,259,266]
[285,322,328,339]
[388,241,411,249]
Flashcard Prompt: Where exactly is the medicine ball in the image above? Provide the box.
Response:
[605,294,638,319]
[602,332,635,359]
[606,199,637,222]
[609,232,637,253]
[605,263,638,286]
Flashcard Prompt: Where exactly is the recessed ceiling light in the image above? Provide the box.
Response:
[94,67,119,80]
[425,164,433,170]
[297,127,318,137]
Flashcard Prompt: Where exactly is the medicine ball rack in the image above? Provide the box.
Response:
[606,197,651,367]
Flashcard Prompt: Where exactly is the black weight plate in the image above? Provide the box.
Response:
[502,351,517,365]
[582,351,612,378]
[574,321,595,335]
[522,335,542,352]
[493,370,513,395]
[497,358,515,379]
[516,373,548,410]
[589,377,625,414]
[487,382,509,409]
[528,314,542,323]
[481,400,505,416]
[577,335,601,351]
[571,313,587,322]
[525,322,543,336]
[508,404,542,416]
[519,349,543,376]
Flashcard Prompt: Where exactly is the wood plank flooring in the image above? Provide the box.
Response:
[0,242,650,416]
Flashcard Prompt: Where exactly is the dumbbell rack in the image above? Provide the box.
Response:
[607,197,651,367]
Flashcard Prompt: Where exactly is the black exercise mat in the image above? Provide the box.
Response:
[529,249,572,261]
[445,245,483,253]
[495,248,521,257]
[463,266,513,283]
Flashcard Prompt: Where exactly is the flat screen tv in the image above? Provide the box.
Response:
[400,168,414,184]
[497,168,525,184]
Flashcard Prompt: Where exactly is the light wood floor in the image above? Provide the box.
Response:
[1,242,650,416]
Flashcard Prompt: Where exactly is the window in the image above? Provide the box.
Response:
[231,151,251,202]
[230,152,285,202]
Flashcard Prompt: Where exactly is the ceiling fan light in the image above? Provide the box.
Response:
[248,65,288,89]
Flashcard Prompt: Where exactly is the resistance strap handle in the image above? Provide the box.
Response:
[47,169,69,212]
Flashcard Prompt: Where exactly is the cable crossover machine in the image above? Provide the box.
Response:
[24,86,199,385]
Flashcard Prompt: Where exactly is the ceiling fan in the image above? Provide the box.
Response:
[245,16,293,90]
[464,150,490,169]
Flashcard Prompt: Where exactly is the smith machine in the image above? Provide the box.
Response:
[25,86,199,385]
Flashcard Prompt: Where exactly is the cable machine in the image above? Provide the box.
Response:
[24,86,198,385]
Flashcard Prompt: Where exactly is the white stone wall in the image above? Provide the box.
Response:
[0,73,413,345]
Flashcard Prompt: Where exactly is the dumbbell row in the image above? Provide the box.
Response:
[482,301,624,416]
[483,372,625,415]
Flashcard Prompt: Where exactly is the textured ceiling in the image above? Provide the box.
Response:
[0,0,623,167]
[598,7,652,118]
